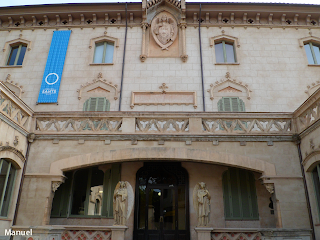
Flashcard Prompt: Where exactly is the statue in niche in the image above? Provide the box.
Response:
[193,182,211,226]
[113,181,128,225]
[151,12,177,50]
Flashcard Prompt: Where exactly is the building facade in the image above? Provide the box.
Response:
[0,1,320,240]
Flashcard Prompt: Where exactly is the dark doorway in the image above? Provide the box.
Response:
[133,162,190,240]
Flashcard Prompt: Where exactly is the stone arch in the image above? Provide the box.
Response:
[0,146,25,169]
[303,150,320,172]
[50,147,276,177]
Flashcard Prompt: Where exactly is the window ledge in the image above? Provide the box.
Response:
[0,65,23,68]
[0,217,11,221]
[308,64,320,67]
[215,63,240,65]
[89,63,114,66]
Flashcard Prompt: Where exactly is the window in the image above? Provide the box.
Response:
[83,97,110,111]
[7,44,27,66]
[93,41,114,64]
[215,41,236,63]
[304,42,320,64]
[0,159,17,217]
[51,164,120,217]
[218,97,245,112]
[222,168,259,220]
[312,165,320,218]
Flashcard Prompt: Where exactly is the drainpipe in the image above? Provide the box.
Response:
[118,3,128,111]
[293,134,315,240]
[198,3,205,112]
[11,133,33,238]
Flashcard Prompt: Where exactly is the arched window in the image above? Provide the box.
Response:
[222,168,259,220]
[7,43,27,66]
[93,41,114,64]
[0,158,17,217]
[83,97,110,111]
[51,164,120,218]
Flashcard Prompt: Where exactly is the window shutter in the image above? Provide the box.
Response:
[96,97,106,111]
[239,99,245,112]
[83,99,89,111]
[223,97,232,111]
[218,98,224,111]
[231,97,239,112]
[89,98,97,111]
[106,99,110,111]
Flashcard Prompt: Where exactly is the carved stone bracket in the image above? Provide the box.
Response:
[52,181,63,192]
[77,72,118,100]
[305,80,320,96]
[264,183,275,194]
[207,72,252,100]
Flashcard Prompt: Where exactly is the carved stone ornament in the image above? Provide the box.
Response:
[151,12,178,50]
[207,72,252,100]
[77,72,118,100]
[52,181,63,192]
[113,181,134,226]
[193,182,211,227]
[264,183,275,194]
[0,74,25,98]
[305,81,320,96]
[13,136,19,146]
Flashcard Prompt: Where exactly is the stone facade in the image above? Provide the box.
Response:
[1,1,320,240]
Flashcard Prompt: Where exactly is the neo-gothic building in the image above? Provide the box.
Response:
[0,1,320,240]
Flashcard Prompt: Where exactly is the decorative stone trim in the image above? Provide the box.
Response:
[146,0,182,10]
[52,181,63,192]
[77,72,118,100]
[298,36,320,48]
[0,146,25,162]
[1,74,25,98]
[2,38,31,52]
[264,183,275,194]
[210,34,240,48]
[89,35,119,49]
[305,80,320,96]
[207,72,252,100]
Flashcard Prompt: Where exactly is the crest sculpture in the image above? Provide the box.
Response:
[193,182,211,226]
[113,181,134,226]
[151,12,178,50]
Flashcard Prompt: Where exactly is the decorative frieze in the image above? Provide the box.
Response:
[136,118,189,133]
[61,231,111,240]
[211,232,262,240]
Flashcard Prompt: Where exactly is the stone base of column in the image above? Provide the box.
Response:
[195,227,214,240]
[111,226,128,240]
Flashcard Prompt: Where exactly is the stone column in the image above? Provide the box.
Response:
[140,22,148,62]
[179,23,188,62]
[195,227,213,240]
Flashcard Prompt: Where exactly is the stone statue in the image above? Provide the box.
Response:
[193,182,211,226]
[113,181,128,225]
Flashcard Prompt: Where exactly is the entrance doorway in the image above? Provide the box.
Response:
[133,162,190,240]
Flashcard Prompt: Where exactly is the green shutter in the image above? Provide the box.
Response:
[97,97,106,111]
[218,99,224,111]
[239,99,245,112]
[89,98,97,111]
[222,168,259,220]
[218,97,245,113]
[231,97,239,112]
[83,98,110,112]
[223,97,232,111]
[83,99,89,111]
[106,99,110,111]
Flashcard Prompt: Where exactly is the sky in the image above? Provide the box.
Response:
[0,0,319,8]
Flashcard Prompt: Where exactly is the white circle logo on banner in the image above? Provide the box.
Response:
[45,73,59,85]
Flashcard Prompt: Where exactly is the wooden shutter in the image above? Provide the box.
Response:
[96,97,106,111]
[218,97,245,112]
[83,98,110,112]
[222,168,259,220]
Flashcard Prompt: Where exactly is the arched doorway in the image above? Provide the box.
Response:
[133,162,190,240]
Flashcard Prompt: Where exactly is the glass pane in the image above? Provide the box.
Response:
[87,167,104,215]
[163,189,175,230]
[71,169,89,215]
[138,185,146,229]
[304,44,315,64]
[215,43,224,63]
[313,44,320,64]
[16,45,27,65]
[148,188,161,230]
[104,42,114,63]
[93,42,104,63]
[225,42,235,63]
[178,186,186,230]
[7,46,19,65]
[1,163,15,217]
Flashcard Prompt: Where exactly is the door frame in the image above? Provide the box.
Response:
[133,162,190,240]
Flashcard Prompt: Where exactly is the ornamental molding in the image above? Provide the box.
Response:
[145,0,182,10]
[52,181,63,192]
[207,72,252,100]
[298,36,320,48]
[2,38,31,52]
[209,34,240,48]
[77,72,118,100]
[0,146,25,162]
[1,74,25,98]
[264,183,275,194]
[89,35,119,49]
[305,80,320,96]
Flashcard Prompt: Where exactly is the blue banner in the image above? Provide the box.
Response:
[37,30,71,103]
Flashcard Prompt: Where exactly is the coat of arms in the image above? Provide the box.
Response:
[151,12,178,50]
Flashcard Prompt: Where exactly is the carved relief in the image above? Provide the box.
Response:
[208,72,252,100]
[305,81,320,96]
[151,12,177,50]
[77,72,118,100]
[52,181,63,192]
[264,183,275,194]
